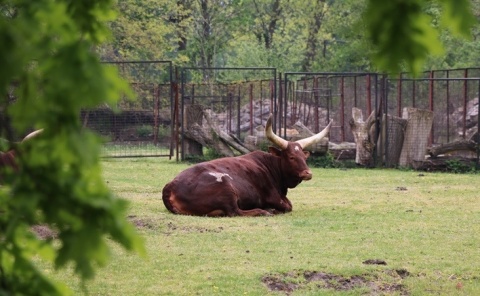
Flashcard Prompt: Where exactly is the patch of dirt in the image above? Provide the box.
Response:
[363,259,387,265]
[128,215,156,230]
[31,224,57,240]
[127,216,225,234]
[164,221,224,235]
[394,268,411,279]
[262,275,299,294]
[262,269,410,295]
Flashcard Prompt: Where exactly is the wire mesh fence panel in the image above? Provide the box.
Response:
[385,76,479,168]
[282,71,478,168]
[387,77,480,143]
[85,61,173,158]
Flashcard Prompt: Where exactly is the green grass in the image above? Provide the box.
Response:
[101,143,172,157]
[42,158,480,295]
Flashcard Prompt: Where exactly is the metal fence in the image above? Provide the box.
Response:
[86,61,174,158]
[180,67,277,160]
[282,72,380,143]
[80,63,479,168]
[283,70,479,168]
[5,60,477,167]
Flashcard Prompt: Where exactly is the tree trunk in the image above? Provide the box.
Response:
[377,114,407,167]
[253,0,282,49]
[349,107,376,166]
[399,108,434,167]
[301,0,327,72]
[185,104,204,156]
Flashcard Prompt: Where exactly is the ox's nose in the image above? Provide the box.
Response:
[300,170,312,180]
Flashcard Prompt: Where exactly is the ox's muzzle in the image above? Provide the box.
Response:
[300,169,312,181]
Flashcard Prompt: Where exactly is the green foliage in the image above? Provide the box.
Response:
[0,1,144,295]
[315,0,373,72]
[445,159,476,173]
[257,141,271,153]
[157,124,170,138]
[365,0,442,75]
[99,0,479,75]
[307,153,337,168]
[136,125,152,138]
[101,0,177,61]
[183,147,223,163]
[307,152,357,169]
[364,0,476,75]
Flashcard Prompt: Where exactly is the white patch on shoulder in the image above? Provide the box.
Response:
[208,172,233,182]
[294,145,301,152]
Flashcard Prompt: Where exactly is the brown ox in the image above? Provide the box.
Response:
[0,130,43,178]
[162,115,332,217]
[0,150,17,171]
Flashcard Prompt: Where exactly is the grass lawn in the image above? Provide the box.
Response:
[43,158,480,295]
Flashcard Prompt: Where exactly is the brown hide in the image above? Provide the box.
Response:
[162,115,331,217]
[0,130,43,181]
[0,150,18,171]
[0,150,18,182]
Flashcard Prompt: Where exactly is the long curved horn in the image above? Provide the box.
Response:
[265,114,288,150]
[22,129,44,142]
[296,120,333,149]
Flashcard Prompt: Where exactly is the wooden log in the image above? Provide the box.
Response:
[289,120,329,155]
[228,133,254,153]
[244,135,266,151]
[349,108,376,166]
[203,110,251,155]
[183,123,234,157]
[183,108,251,157]
[412,156,477,171]
[329,142,356,160]
[399,108,434,167]
[428,140,477,158]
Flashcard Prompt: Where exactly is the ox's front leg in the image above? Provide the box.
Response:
[237,208,273,217]
[268,196,292,215]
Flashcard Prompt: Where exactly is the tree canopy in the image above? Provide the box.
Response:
[103,0,478,75]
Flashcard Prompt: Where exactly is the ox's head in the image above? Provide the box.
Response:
[265,114,332,188]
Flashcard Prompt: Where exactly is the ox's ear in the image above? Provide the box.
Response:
[303,150,311,159]
[268,146,282,157]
